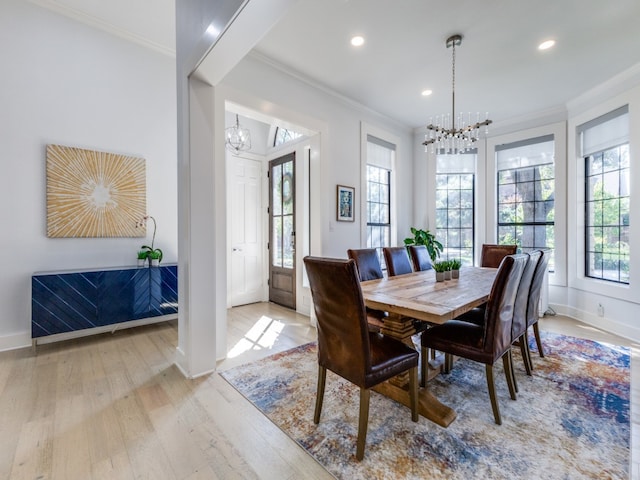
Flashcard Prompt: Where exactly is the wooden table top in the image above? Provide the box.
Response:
[361,267,497,324]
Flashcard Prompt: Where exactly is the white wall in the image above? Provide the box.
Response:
[0,0,177,350]
[220,54,416,259]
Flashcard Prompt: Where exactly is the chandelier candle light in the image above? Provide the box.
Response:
[423,34,492,154]
[225,114,252,155]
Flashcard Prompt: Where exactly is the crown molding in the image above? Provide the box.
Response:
[28,0,175,57]
[566,62,640,116]
[248,50,412,132]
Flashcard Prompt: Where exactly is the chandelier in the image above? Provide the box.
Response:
[423,34,492,154]
[225,114,252,155]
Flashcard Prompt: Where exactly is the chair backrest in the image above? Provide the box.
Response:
[511,251,540,342]
[303,256,371,386]
[481,244,518,268]
[347,248,383,281]
[527,250,550,326]
[482,254,527,361]
[383,247,413,277]
[408,245,433,271]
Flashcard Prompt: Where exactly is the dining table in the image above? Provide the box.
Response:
[360,266,498,427]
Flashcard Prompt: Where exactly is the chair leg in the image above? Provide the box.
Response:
[356,388,370,461]
[443,353,452,374]
[503,350,517,399]
[314,365,326,424]
[533,322,545,357]
[521,332,533,375]
[485,364,502,425]
[420,346,428,387]
[409,366,419,422]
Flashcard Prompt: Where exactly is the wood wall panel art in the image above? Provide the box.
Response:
[46,144,146,238]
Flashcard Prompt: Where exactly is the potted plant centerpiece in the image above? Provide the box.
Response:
[403,227,443,262]
[137,250,148,267]
[443,260,452,280]
[432,261,448,282]
[136,215,163,267]
[450,259,461,279]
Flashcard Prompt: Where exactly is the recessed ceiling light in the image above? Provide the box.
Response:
[351,36,365,47]
[421,89,433,97]
[538,39,556,51]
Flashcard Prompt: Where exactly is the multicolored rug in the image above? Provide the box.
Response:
[220,332,630,479]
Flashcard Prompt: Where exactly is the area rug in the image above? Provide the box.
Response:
[220,332,630,479]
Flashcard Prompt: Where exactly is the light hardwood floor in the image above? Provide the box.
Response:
[0,303,636,479]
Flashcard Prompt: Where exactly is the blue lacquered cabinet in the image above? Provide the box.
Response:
[32,264,178,339]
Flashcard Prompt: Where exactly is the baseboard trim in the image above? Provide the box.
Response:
[548,303,640,344]
[0,332,32,352]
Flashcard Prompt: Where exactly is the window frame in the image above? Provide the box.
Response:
[359,123,398,254]
[496,151,556,271]
[567,97,638,303]
[435,165,476,266]
[486,122,567,286]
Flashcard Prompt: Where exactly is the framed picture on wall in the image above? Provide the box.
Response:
[337,185,355,222]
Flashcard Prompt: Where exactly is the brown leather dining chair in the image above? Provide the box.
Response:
[303,256,419,460]
[347,248,383,281]
[421,254,527,425]
[511,251,540,377]
[481,243,518,268]
[347,248,386,331]
[408,245,433,271]
[383,247,414,276]
[526,250,551,361]
[457,250,542,379]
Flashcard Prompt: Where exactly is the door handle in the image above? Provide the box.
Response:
[232,247,243,252]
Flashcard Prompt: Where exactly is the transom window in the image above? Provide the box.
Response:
[273,126,302,147]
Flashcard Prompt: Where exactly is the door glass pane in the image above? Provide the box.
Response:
[272,164,282,216]
[283,161,294,215]
[272,216,282,267]
[283,215,294,268]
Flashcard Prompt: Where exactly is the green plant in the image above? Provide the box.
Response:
[432,261,449,273]
[136,215,163,263]
[148,249,163,261]
[137,250,148,260]
[449,259,461,270]
[403,227,443,262]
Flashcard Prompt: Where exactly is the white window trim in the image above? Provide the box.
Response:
[360,122,398,247]
[568,90,639,303]
[486,122,567,287]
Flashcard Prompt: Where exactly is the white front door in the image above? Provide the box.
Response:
[230,157,264,306]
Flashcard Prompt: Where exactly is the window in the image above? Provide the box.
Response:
[580,106,630,284]
[273,126,302,147]
[366,136,394,261]
[436,152,475,265]
[496,135,555,270]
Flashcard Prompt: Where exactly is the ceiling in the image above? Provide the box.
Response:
[36,0,640,129]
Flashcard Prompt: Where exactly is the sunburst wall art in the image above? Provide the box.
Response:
[46,144,146,238]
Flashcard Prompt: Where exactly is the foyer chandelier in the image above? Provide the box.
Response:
[225,114,252,155]
[423,34,492,153]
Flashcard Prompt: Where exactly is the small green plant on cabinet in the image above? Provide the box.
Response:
[403,227,443,262]
[449,259,461,270]
[136,215,163,264]
[137,250,148,260]
[148,249,163,262]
